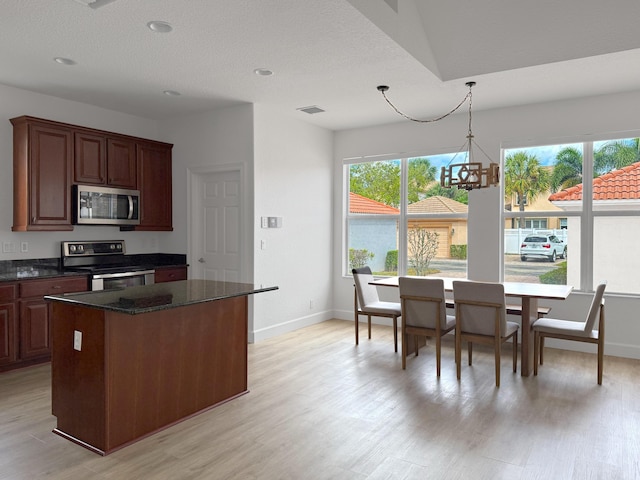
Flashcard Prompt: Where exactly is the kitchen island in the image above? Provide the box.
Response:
[45,279,277,455]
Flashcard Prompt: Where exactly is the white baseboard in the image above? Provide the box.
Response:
[250,310,333,343]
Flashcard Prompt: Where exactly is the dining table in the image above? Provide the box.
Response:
[369,276,573,376]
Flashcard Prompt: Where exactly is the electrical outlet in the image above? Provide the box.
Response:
[2,242,15,253]
[74,330,83,351]
[21,242,28,253]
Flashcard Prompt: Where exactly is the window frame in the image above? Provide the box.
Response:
[344,152,469,277]
[501,131,640,294]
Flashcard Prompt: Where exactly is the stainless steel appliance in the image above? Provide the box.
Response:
[74,185,141,226]
[61,240,154,291]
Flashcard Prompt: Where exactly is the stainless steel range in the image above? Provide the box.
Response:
[61,240,155,291]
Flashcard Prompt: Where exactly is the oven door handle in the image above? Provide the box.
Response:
[92,269,155,280]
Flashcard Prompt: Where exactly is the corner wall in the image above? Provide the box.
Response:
[252,104,334,341]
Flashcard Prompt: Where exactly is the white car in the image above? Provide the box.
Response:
[520,234,567,262]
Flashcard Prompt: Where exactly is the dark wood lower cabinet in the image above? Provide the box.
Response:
[51,295,249,455]
[0,276,88,372]
[19,299,51,360]
[0,302,17,366]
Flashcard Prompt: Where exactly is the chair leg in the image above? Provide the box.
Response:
[468,342,473,366]
[597,336,604,385]
[355,313,359,346]
[495,339,501,387]
[533,331,540,376]
[436,336,441,377]
[512,331,518,373]
[401,319,407,370]
[368,315,372,339]
[415,335,419,357]
[540,337,545,365]
[393,317,398,353]
[456,332,462,380]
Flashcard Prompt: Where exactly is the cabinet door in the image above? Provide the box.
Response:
[74,132,106,184]
[28,123,73,230]
[0,302,17,366]
[155,266,187,283]
[135,142,173,231]
[19,299,50,360]
[107,138,137,188]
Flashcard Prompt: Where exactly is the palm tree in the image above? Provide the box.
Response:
[550,147,583,192]
[595,138,640,175]
[504,152,550,229]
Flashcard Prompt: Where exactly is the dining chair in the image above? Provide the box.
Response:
[352,266,402,352]
[399,277,456,376]
[533,281,607,384]
[452,280,519,387]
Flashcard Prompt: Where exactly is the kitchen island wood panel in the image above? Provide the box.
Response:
[48,280,276,455]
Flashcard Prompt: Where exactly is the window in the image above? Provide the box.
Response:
[503,136,640,294]
[346,153,468,277]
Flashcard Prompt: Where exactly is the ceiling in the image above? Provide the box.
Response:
[1,0,639,131]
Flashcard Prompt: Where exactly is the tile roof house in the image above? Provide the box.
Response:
[549,161,640,202]
[349,192,399,214]
[407,195,468,214]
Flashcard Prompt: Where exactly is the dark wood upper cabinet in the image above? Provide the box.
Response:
[135,142,173,231]
[107,138,137,188]
[11,115,173,231]
[11,117,73,231]
[74,132,106,184]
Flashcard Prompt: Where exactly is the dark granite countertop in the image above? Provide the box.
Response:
[0,254,187,283]
[45,279,278,315]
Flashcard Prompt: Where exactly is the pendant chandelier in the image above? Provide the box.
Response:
[377,81,499,191]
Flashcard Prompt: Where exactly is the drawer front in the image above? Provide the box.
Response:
[0,284,17,302]
[19,276,88,298]
[155,266,187,283]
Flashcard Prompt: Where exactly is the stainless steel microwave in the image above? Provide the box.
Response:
[74,185,140,226]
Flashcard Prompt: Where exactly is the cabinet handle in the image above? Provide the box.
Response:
[52,285,62,289]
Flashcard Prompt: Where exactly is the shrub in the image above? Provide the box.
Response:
[540,261,567,284]
[349,248,374,270]
[450,244,467,259]
[408,228,439,276]
[385,250,398,271]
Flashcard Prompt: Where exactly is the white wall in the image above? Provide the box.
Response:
[251,104,334,341]
[0,84,171,259]
[333,89,640,359]
[158,104,255,264]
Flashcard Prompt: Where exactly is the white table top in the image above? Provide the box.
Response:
[370,276,573,300]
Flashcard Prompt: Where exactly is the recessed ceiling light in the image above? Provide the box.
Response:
[147,21,173,33]
[54,57,76,66]
[163,90,181,96]
[254,68,273,76]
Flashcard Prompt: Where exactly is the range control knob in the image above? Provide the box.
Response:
[69,245,76,253]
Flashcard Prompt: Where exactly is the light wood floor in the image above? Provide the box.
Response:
[2,319,640,479]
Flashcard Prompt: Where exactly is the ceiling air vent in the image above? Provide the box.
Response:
[72,0,118,9]
[297,106,325,115]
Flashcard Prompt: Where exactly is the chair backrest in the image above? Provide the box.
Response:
[584,281,607,332]
[453,280,506,336]
[352,266,379,309]
[399,277,447,329]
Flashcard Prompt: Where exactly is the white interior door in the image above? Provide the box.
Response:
[191,169,242,281]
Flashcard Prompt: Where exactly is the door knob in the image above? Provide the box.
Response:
[198,257,205,263]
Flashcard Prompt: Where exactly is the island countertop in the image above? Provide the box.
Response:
[45,279,278,315]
